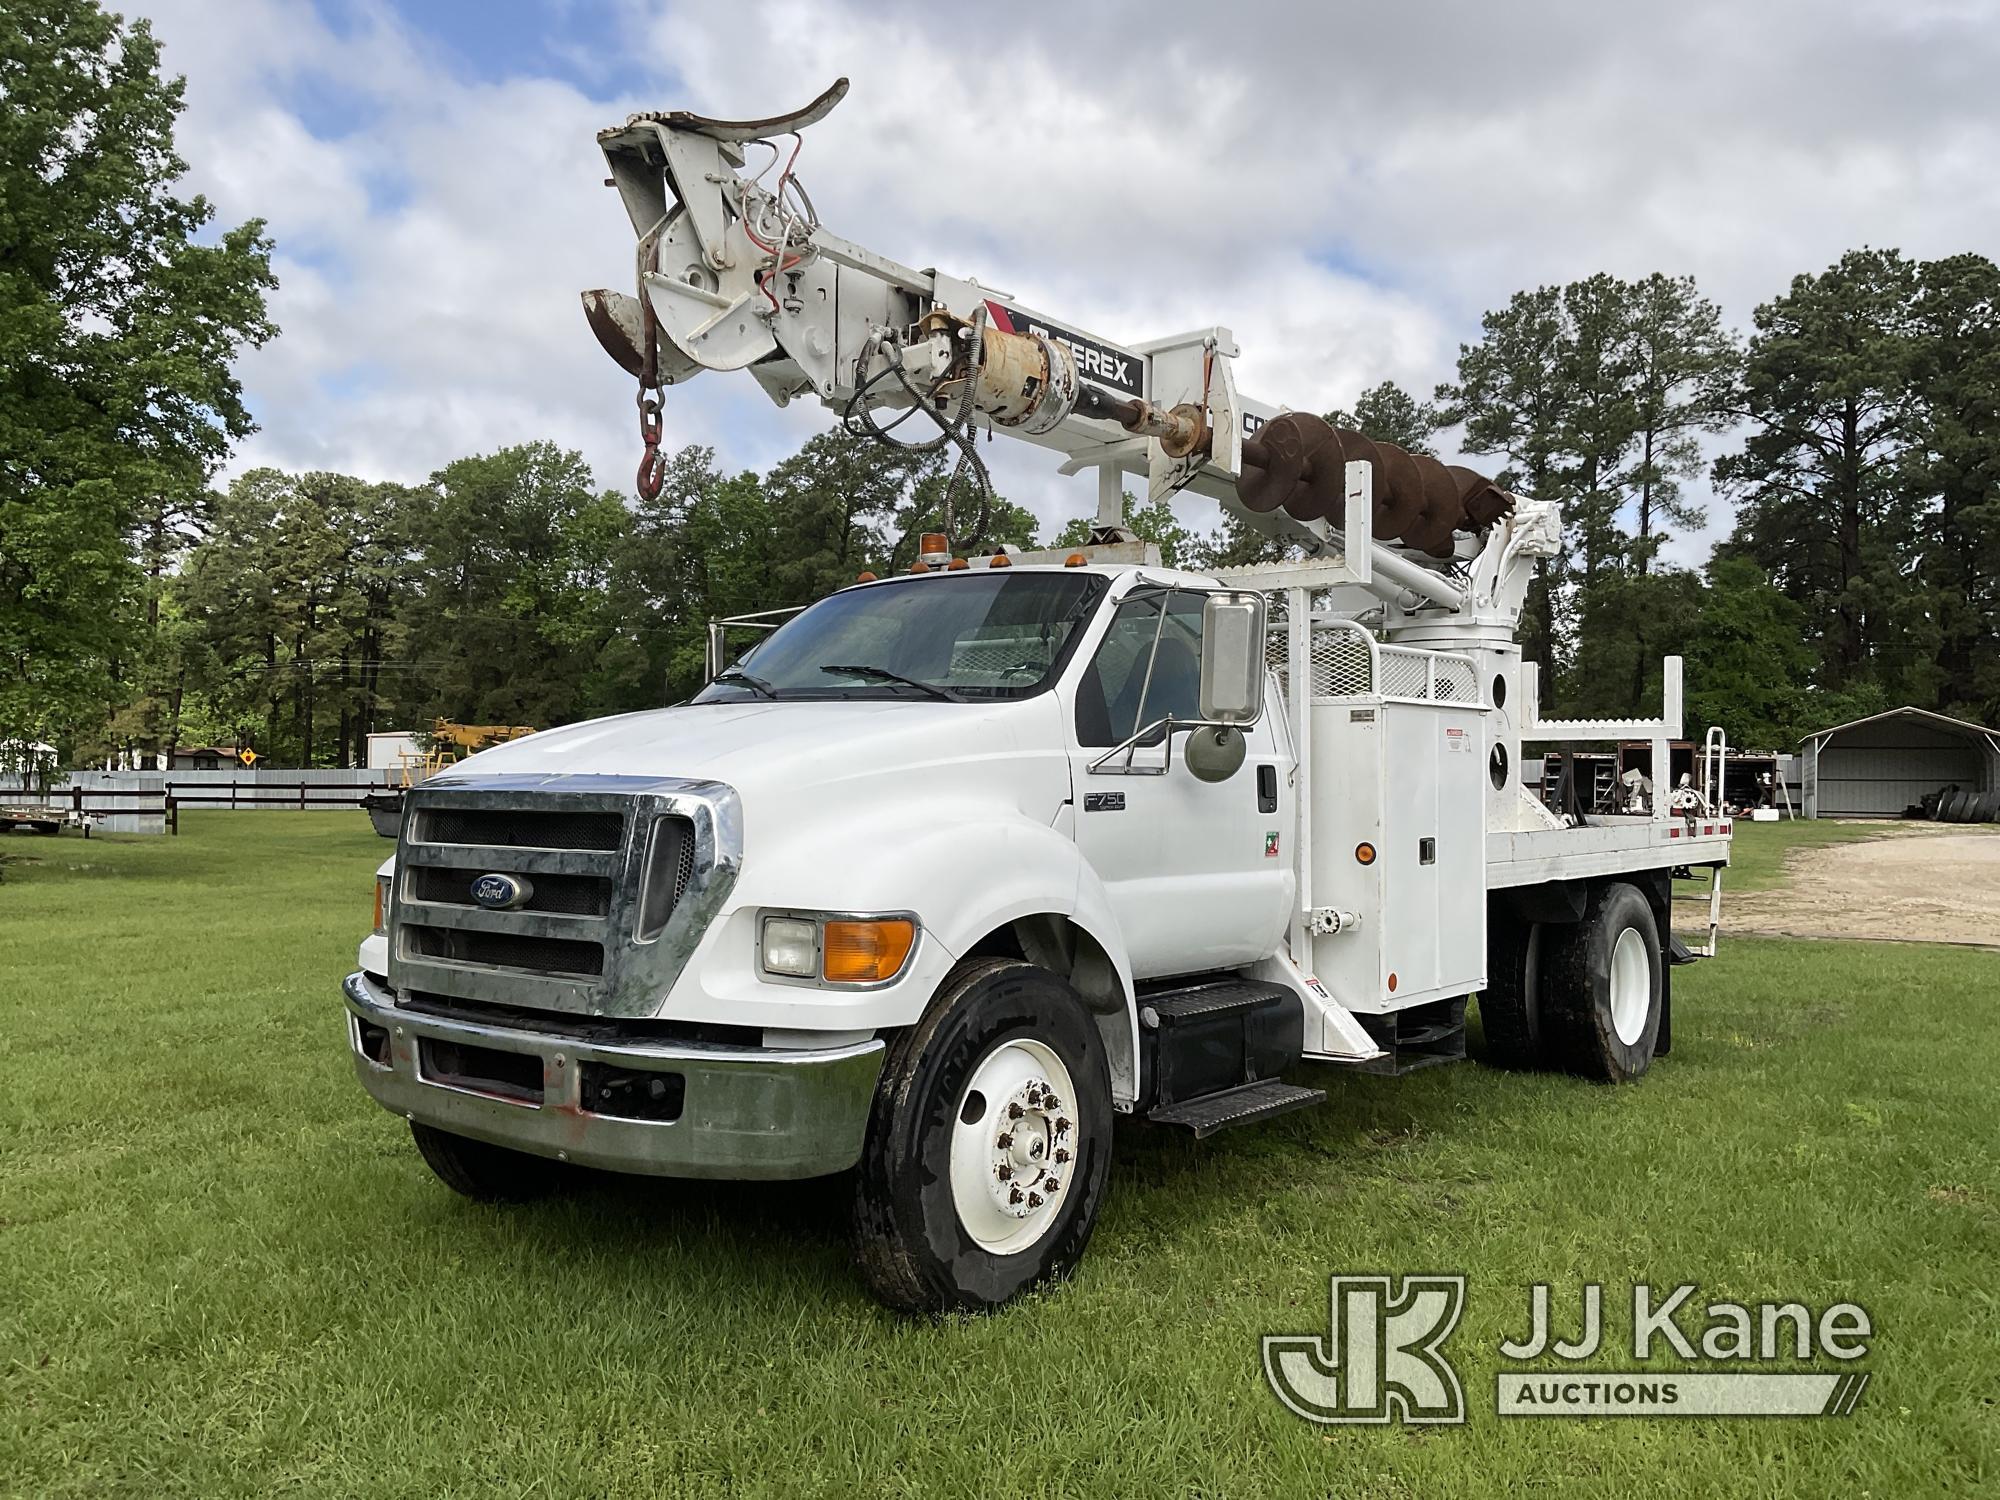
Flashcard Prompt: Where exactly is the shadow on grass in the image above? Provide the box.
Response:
[409,1050,1533,1309]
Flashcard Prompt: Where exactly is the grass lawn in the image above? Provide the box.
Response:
[3,814,1996,1496]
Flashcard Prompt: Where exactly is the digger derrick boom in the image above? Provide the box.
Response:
[581,78,1558,624]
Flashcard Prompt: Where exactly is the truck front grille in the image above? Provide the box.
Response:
[410,862,612,917]
[418,806,622,850]
[388,779,737,1020]
[403,924,607,977]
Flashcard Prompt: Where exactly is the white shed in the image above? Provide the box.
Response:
[365,732,422,773]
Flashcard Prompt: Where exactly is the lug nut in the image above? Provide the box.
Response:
[1027,1193,1043,1209]
[1054,1148,1070,1164]
[997,1165,1012,1181]
[1010,1186,1024,1204]
[1008,1102,1024,1120]
[996,1132,1013,1150]
[1044,1177,1060,1192]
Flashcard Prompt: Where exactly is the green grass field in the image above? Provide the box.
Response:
[3,815,1994,1496]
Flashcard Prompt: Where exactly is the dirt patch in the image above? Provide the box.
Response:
[1702,825,2000,948]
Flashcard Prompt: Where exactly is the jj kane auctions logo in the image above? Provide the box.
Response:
[1264,1276,1873,1423]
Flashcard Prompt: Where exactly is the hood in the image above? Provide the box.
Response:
[433,697,1066,806]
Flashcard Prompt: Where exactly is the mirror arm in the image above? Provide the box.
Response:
[1087,716,1180,776]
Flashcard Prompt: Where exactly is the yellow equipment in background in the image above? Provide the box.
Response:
[421,719,537,777]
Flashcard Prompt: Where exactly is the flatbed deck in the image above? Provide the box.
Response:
[1486,816,1732,888]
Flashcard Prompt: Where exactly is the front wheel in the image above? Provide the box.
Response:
[852,958,1113,1313]
[409,1121,566,1202]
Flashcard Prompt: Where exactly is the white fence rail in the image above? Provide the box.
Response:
[0,769,403,834]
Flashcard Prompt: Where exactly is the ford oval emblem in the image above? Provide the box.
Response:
[471,872,533,911]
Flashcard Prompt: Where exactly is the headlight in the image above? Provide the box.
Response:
[759,912,917,986]
[374,875,391,934]
[760,915,818,977]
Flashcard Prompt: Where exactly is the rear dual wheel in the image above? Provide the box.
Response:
[1480,880,1663,1082]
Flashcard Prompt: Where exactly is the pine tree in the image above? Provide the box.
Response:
[1716,249,1922,688]
[1627,274,1740,570]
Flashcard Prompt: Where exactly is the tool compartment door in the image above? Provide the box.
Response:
[1379,704,1486,1006]
[1309,699,1486,1013]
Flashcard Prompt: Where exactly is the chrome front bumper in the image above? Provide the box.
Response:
[341,972,884,1180]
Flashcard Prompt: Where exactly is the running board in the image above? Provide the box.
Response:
[1146,1080,1326,1139]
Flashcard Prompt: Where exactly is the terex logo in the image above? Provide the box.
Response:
[983,300,1142,396]
[1262,1275,1467,1425]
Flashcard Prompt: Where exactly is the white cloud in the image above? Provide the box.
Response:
[133,0,2000,568]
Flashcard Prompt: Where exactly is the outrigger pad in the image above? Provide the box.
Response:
[619,78,850,142]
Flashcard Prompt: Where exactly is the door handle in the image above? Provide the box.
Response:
[1256,763,1278,813]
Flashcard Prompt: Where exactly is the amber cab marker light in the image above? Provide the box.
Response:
[856,570,877,583]
[1064,552,1088,567]
[946,557,969,571]
[908,561,930,574]
[821,918,916,984]
[1355,841,1377,865]
[989,553,1012,568]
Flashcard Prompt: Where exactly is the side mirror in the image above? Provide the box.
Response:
[1198,591,1266,725]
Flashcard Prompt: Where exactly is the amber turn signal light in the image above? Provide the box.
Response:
[1064,552,1088,567]
[1355,842,1377,866]
[821,919,916,984]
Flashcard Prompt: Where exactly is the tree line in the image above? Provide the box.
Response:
[5,1,1996,772]
[112,435,1036,767]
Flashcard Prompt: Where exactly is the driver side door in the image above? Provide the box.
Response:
[1065,588,1293,980]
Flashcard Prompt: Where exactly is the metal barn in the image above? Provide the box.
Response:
[1800,707,2000,818]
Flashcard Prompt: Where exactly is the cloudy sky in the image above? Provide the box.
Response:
[133,0,2000,564]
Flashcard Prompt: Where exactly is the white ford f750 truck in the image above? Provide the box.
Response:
[341,82,1733,1312]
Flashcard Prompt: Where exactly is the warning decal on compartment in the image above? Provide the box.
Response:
[1445,727,1472,753]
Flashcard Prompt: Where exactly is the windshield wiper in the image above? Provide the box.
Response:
[818,663,963,702]
[710,666,780,699]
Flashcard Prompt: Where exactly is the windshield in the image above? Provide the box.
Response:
[694,571,1108,703]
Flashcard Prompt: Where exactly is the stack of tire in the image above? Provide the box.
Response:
[1921,785,2000,823]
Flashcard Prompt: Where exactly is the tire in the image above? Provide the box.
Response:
[1478,919,1545,1069]
[851,958,1113,1314]
[1540,881,1662,1083]
[410,1121,565,1202]
[1945,789,1972,823]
